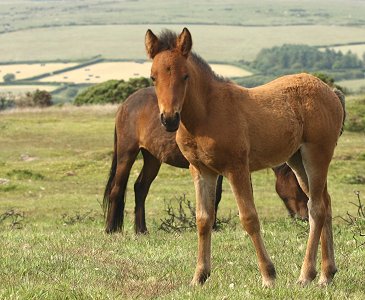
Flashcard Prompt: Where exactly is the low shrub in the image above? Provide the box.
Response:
[74,77,152,105]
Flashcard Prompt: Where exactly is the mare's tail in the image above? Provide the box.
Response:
[103,126,125,232]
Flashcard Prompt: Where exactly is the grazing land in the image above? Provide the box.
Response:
[1,25,365,62]
[0,104,364,299]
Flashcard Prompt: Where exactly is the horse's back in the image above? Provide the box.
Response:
[243,73,344,170]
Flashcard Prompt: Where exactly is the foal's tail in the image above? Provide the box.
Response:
[333,88,346,135]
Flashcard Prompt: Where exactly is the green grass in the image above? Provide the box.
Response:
[0,105,364,299]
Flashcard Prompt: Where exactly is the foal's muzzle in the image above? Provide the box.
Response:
[160,112,180,132]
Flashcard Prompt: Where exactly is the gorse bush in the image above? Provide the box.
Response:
[74,77,152,105]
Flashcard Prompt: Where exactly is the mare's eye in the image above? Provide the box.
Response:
[183,74,189,81]
[150,76,156,82]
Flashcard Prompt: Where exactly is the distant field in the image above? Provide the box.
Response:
[0,85,58,94]
[328,44,365,59]
[338,78,365,93]
[40,62,252,83]
[0,63,77,82]
[1,0,365,33]
[1,25,365,62]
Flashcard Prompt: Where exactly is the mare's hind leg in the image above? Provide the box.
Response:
[227,165,276,287]
[288,146,336,286]
[134,149,161,234]
[106,148,139,233]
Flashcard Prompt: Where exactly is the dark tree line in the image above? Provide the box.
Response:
[251,44,364,76]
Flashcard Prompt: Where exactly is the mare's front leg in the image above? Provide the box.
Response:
[227,166,276,287]
[190,164,218,285]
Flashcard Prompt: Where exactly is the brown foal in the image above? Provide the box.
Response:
[145,28,345,287]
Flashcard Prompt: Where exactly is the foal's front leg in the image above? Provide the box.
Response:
[189,165,218,285]
[228,167,276,287]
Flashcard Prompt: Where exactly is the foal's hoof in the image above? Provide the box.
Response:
[262,277,275,288]
[318,268,337,287]
[261,264,276,288]
[297,269,317,286]
[190,271,210,286]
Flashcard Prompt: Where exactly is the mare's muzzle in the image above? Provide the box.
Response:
[160,112,180,132]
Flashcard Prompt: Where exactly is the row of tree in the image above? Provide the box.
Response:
[251,44,364,76]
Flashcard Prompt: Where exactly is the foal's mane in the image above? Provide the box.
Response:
[157,29,229,83]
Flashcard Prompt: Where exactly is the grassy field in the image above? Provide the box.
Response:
[1,24,365,63]
[0,100,364,299]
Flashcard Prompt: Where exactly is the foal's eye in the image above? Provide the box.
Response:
[183,74,189,81]
[150,76,156,82]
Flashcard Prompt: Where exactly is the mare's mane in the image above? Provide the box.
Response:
[157,29,229,83]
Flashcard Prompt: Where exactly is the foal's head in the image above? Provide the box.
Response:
[145,28,192,132]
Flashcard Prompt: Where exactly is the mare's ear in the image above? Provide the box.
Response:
[177,28,192,57]
[145,29,159,59]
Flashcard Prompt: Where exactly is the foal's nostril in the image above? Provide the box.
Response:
[160,112,180,132]
[174,112,180,123]
[160,113,166,126]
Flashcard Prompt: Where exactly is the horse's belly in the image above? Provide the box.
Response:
[248,124,303,171]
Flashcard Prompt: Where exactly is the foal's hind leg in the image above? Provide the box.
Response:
[227,166,276,287]
[318,184,337,286]
[289,146,336,286]
[134,149,161,234]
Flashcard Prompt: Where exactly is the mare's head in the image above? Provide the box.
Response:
[145,28,192,132]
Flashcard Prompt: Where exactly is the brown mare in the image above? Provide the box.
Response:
[103,85,222,234]
[145,28,345,286]
[103,87,308,234]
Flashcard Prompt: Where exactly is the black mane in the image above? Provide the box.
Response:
[157,29,229,83]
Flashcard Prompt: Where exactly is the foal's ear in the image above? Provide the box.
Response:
[145,29,159,59]
[177,28,192,57]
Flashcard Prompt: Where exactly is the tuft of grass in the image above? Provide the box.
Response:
[6,169,44,180]
[342,174,365,185]
[0,209,25,229]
